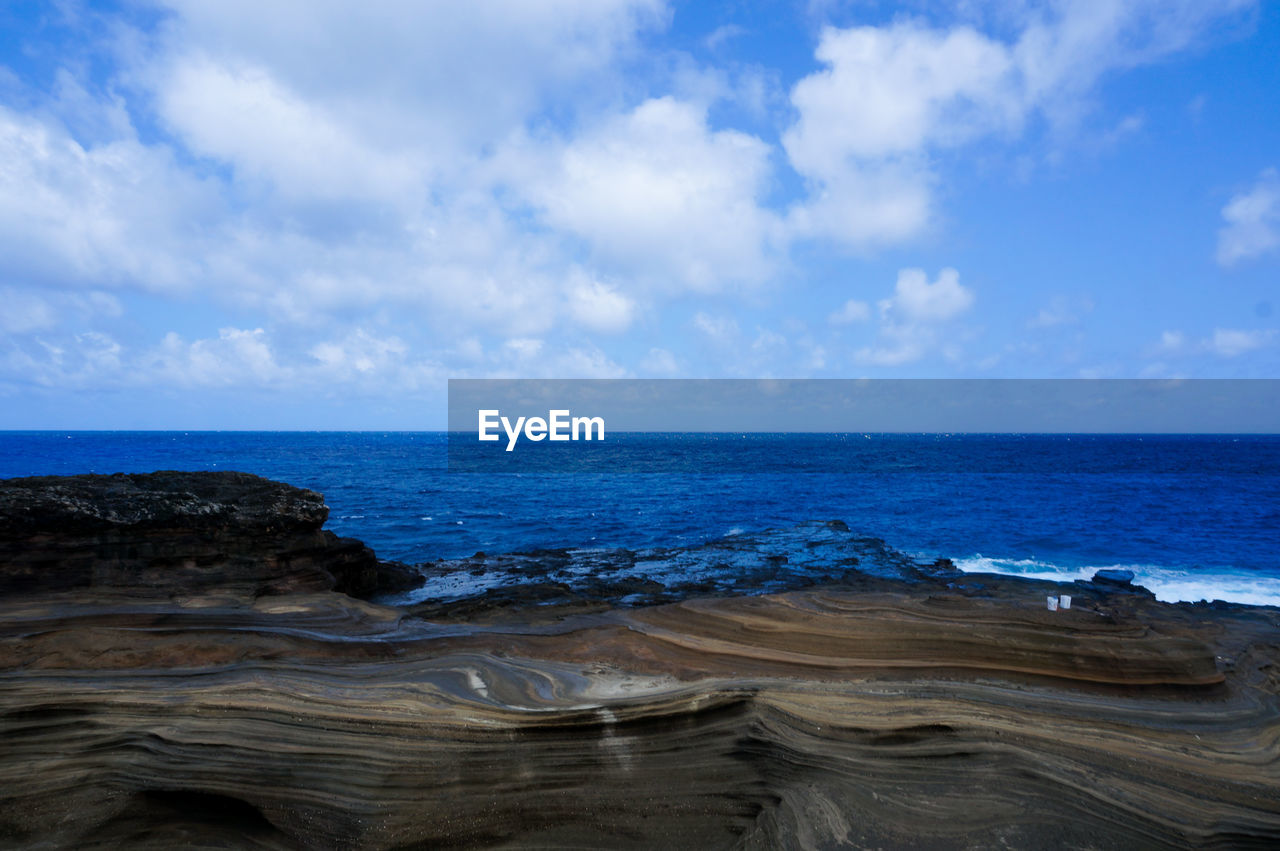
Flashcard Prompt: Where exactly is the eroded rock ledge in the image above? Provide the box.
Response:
[0,471,422,599]
[1,472,1278,849]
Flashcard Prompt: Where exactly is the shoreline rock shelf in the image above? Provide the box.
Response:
[1,472,1278,848]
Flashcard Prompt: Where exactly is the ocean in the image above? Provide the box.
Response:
[3,431,1279,606]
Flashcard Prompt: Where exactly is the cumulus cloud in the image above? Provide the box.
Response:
[0,0,789,390]
[786,24,1016,169]
[0,105,221,295]
[157,57,422,203]
[0,0,683,386]
[519,96,781,291]
[150,0,666,165]
[1217,168,1280,266]
[854,268,975,365]
[0,0,1264,407]
[309,329,409,379]
[829,298,871,324]
[883,268,973,323]
[784,1,1255,248]
[147,328,289,387]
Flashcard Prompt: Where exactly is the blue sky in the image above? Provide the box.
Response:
[1,0,1277,428]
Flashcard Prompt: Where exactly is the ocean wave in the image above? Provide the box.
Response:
[953,555,1280,607]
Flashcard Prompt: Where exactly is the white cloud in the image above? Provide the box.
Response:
[751,328,789,356]
[854,329,927,367]
[1206,328,1275,357]
[157,57,422,203]
[705,24,746,51]
[309,329,409,378]
[0,105,220,295]
[1157,330,1187,352]
[829,298,871,324]
[0,288,123,334]
[640,347,680,374]
[786,24,1016,169]
[150,0,667,167]
[566,275,636,333]
[803,342,827,370]
[490,337,626,377]
[884,267,974,322]
[0,289,58,333]
[149,327,289,387]
[0,0,676,352]
[1147,327,1275,358]
[693,311,740,342]
[521,97,780,291]
[1217,168,1280,266]
[1,323,461,395]
[854,268,975,366]
[783,1,1255,248]
[781,21,1014,247]
[786,164,933,247]
[1098,112,1145,146]
[1028,294,1094,328]
[547,346,629,378]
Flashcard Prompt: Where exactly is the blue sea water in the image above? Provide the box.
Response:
[2,431,1279,606]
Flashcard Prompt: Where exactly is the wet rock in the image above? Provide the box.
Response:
[1092,568,1137,587]
[389,520,943,615]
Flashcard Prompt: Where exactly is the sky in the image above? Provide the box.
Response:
[1,0,1278,428]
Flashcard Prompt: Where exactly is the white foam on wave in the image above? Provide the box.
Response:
[953,555,1280,608]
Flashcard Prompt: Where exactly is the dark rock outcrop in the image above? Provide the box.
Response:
[0,471,421,599]
[1092,567,1137,587]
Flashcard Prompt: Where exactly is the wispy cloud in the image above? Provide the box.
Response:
[1218,168,1280,267]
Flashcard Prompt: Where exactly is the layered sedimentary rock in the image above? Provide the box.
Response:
[1,473,1278,849]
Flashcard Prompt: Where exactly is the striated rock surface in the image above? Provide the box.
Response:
[1,473,1279,849]
[0,471,421,599]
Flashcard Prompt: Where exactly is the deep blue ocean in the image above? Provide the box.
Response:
[3,431,1279,606]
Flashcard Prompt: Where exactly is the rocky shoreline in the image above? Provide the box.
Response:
[2,472,1278,848]
[0,471,424,600]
